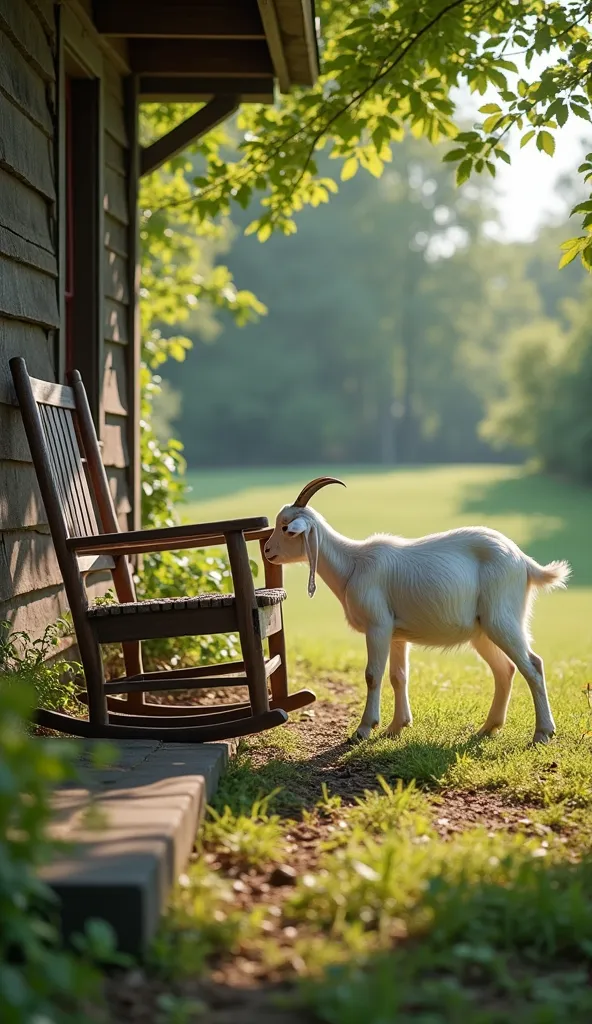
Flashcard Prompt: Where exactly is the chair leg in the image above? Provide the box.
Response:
[76,617,109,727]
[268,609,289,706]
[242,627,269,716]
[226,532,269,716]
[122,641,145,712]
[112,552,145,711]
[267,618,316,713]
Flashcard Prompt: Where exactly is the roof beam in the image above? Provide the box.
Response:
[140,96,239,177]
[129,38,273,77]
[256,0,290,94]
[300,0,321,85]
[138,76,274,103]
[94,1,265,39]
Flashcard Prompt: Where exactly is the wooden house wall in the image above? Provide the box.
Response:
[0,0,135,638]
[102,59,133,531]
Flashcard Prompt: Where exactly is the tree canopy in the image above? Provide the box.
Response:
[140,3,592,489]
[158,1,592,271]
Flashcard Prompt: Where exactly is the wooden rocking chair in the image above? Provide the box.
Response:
[10,357,315,741]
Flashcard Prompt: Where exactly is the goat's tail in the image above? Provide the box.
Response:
[525,557,571,591]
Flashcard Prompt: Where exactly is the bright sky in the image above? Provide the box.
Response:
[492,117,588,241]
[454,44,592,243]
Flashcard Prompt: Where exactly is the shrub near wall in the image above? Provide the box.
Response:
[0,677,103,1023]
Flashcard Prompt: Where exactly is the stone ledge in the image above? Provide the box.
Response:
[41,739,233,955]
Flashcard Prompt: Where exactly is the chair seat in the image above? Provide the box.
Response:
[88,588,287,618]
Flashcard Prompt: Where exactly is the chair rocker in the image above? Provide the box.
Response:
[10,357,315,741]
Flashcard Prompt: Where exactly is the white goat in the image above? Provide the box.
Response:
[264,477,570,745]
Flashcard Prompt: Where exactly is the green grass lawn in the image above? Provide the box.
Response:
[135,464,592,1023]
[182,464,592,663]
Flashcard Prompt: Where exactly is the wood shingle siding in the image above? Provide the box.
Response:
[0,0,134,637]
[0,463,48,532]
[104,166,130,225]
[0,162,54,244]
[103,342,130,416]
[0,94,56,199]
[0,253,59,327]
[0,30,54,134]
[0,0,55,81]
[104,298,130,345]
[0,319,55,405]
[0,529,62,603]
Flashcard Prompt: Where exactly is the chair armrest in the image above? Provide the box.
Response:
[196,526,273,548]
[67,517,269,556]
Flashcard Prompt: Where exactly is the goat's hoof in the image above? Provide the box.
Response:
[532,730,555,746]
[349,728,371,744]
[384,721,412,739]
[476,724,502,738]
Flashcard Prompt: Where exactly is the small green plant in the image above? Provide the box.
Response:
[316,782,343,817]
[304,837,592,1024]
[0,677,103,1022]
[347,777,433,839]
[152,860,259,978]
[202,790,285,868]
[0,620,82,714]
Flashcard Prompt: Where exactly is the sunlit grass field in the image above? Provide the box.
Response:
[153,464,592,1020]
[182,464,592,664]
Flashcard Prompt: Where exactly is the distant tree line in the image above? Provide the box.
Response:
[162,137,588,475]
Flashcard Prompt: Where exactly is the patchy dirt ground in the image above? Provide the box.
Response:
[105,673,570,1023]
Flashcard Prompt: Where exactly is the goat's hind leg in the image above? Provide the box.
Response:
[352,625,392,742]
[385,639,412,737]
[472,633,515,737]
[483,623,555,744]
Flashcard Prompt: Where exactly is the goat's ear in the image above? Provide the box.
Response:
[285,516,308,537]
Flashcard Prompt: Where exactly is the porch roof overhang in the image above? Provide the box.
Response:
[94,1,319,103]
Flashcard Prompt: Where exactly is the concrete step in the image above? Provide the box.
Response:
[42,740,233,956]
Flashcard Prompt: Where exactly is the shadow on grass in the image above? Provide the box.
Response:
[213,734,476,818]
[459,471,592,586]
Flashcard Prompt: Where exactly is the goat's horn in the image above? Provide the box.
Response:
[293,476,346,508]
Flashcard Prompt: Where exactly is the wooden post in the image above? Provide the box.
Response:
[125,73,142,536]
[70,78,104,432]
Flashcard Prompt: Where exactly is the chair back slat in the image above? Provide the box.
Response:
[38,404,78,536]
[61,406,99,535]
[38,403,99,537]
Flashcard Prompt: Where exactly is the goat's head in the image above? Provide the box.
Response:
[263,477,345,597]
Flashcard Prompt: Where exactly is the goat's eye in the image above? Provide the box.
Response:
[282,525,288,533]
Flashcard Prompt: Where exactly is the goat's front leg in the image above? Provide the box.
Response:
[385,639,412,737]
[352,625,392,742]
